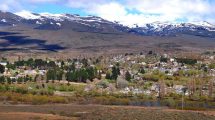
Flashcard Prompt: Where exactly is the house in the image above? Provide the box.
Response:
[120,87,130,94]
[150,84,159,92]
[170,58,175,62]
[24,70,37,76]
[173,85,187,94]
[0,62,7,66]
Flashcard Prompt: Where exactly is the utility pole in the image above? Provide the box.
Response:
[182,92,184,110]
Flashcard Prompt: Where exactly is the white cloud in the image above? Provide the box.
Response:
[0,0,214,25]
[125,0,215,19]
[0,0,23,12]
[90,2,127,21]
[0,4,10,11]
[64,0,215,25]
[28,0,60,3]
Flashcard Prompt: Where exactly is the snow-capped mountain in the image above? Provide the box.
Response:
[1,10,215,37]
[128,21,215,37]
[0,10,215,53]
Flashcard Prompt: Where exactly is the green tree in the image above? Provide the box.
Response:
[17,77,23,84]
[7,77,12,84]
[27,58,34,67]
[46,69,57,81]
[0,64,5,74]
[82,58,88,67]
[105,72,111,79]
[78,69,89,82]
[160,56,168,63]
[125,71,131,81]
[139,68,145,74]
[35,59,46,68]
[86,67,96,80]
[24,75,31,83]
[6,63,16,70]
[0,76,5,84]
[68,62,76,71]
[111,66,120,80]
[56,70,64,81]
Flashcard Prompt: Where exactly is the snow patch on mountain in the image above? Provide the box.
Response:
[15,10,41,20]
[1,19,7,22]
[56,23,61,26]
[36,21,42,25]
[40,13,64,21]
[191,21,215,28]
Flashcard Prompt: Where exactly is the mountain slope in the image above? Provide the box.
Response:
[0,11,215,55]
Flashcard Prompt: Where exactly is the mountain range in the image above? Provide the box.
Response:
[0,10,215,55]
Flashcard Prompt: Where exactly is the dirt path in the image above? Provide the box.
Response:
[0,112,77,120]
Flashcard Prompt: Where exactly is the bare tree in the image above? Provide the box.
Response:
[159,80,165,99]
[209,79,213,98]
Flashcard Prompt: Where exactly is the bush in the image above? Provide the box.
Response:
[116,76,128,89]
[0,92,67,105]
[59,85,68,91]
[96,80,109,88]
[161,98,176,108]
[14,86,28,94]
[0,84,6,92]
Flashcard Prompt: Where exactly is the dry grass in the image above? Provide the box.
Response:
[0,104,214,120]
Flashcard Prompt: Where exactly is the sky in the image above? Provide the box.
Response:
[0,0,215,26]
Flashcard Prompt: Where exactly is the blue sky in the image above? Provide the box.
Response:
[1,0,215,26]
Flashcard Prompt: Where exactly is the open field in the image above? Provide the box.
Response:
[0,104,215,120]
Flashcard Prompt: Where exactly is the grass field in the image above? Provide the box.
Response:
[0,104,214,120]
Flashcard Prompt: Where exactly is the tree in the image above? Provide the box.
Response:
[148,51,153,55]
[47,61,56,68]
[56,70,64,81]
[105,72,111,79]
[46,69,57,81]
[17,77,23,84]
[27,58,34,67]
[111,66,120,80]
[0,64,5,74]
[66,71,72,81]
[78,69,89,82]
[158,80,165,99]
[0,76,5,84]
[7,77,12,84]
[86,67,96,80]
[209,79,213,98]
[6,63,15,70]
[61,61,65,67]
[68,62,76,71]
[139,68,145,74]
[82,58,88,67]
[125,71,131,81]
[34,74,40,82]
[35,59,46,68]
[24,75,31,83]
[160,56,168,63]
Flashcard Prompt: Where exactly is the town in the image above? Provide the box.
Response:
[0,51,214,109]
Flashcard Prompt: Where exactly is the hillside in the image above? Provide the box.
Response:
[0,11,215,56]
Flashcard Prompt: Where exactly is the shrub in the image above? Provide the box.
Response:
[0,92,67,104]
[116,76,128,89]
[0,84,6,92]
[161,98,176,108]
[96,80,109,88]
[15,86,28,94]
